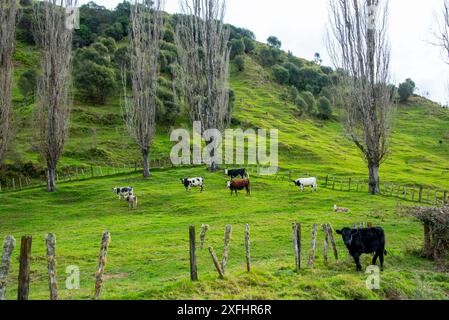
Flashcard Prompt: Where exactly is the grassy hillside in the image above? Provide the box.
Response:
[1,7,449,300]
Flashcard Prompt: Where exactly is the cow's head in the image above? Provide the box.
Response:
[293,180,301,187]
[336,228,359,246]
[180,178,186,184]
[113,188,118,193]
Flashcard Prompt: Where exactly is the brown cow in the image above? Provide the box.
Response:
[227,179,251,196]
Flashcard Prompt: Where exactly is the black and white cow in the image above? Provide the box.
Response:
[180,177,205,192]
[225,168,248,179]
[112,187,134,200]
[336,227,387,271]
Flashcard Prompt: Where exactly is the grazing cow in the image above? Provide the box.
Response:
[227,179,251,196]
[181,177,205,192]
[113,187,134,200]
[336,227,387,271]
[293,178,317,192]
[225,168,248,179]
[334,204,350,213]
[125,194,138,210]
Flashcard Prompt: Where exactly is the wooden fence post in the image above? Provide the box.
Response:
[208,247,224,279]
[412,188,415,202]
[199,224,209,251]
[94,232,111,300]
[189,226,198,281]
[348,178,352,192]
[435,191,439,204]
[419,186,423,203]
[46,233,58,300]
[307,224,318,268]
[0,236,16,300]
[332,177,335,190]
[221,225,232,274]
[396,184,401,197]
[322,224,329,266]
[444,191,448,205]
[292,223,301,273]
[324,175,328,188]
[245,224,251,272]
[340,178,343,191]
[18,236,32,300]
[12,178,15,191]
[356,180,359,192]
[327,224,338,261]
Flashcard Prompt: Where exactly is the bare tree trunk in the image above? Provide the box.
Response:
[0,0,17,166]
[46,163,57,192]
[142,149,150,178]
[368,163,380,195]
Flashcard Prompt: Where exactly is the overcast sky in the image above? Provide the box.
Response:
[79,0,449,105]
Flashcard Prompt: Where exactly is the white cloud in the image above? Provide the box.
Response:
[80,0,449,105]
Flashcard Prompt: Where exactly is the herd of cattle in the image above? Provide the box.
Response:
[111,168,388,272]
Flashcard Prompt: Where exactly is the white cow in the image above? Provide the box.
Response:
[294,178,318,192]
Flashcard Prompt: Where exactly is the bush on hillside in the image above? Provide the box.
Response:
[300,91,316,114]
[243,37,255,53]
[398,78,416,102]
[230,38,245,59]
[18,69,38,102]
[317,96,332,119]
[272,65,289,84]
[235,55,245,72]
[267,36,282,49]
[259,47,281,67]
[297,66,329,94]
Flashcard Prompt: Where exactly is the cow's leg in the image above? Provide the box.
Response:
[353,254,363,271]
[379,251,385,271]
[372,252,379,266]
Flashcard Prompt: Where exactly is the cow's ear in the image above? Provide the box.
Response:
[336,230,342,235]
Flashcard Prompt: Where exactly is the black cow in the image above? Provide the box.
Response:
[336,227,387,271]
[225,168,248,179]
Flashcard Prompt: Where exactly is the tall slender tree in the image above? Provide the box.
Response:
[34,0,76,192]
[123,0,165,178]
[175,0,231,171]
[327,0,394,195]
[0,0,18,166]
[434,0,449,65]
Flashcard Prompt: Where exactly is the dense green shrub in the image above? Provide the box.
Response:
[297,66,329,94]
[398,78,416,102]
[317,97,332,119]
[259,47,281,67]
[267,36,282,49]
[273,65,289,84]
[103,22,124,42]
[243,37,255,53]
[300,91,316,114]
[230,38,245,59]
[235,55,245,72]
[18,69,38,102]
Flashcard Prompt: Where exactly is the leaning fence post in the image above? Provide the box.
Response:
[199,224,209,251]
[307,224,318,268]
[322,224,329,266]
[18,236,32,300]
[46,233,58,300]
[208,247,224,279]
[419,186,423,203]
[292,223,301,273]
[0,236,16,300]
[245,224,251,272]
[327,224,338,261]
[94,232,111,300]
[189,226,198,281]
[221,225,232,274]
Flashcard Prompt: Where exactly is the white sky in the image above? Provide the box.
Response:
[79,0,449,105]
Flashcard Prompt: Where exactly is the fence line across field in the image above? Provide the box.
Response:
[0,220,377,300]
[1,162,448,206]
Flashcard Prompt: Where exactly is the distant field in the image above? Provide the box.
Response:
[1,167,449,300]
